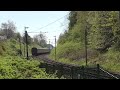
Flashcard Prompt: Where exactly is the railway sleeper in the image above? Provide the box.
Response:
[56,70,63,78]
[62,67,73,79]
[45,63,56,74]
[54,64,64,70]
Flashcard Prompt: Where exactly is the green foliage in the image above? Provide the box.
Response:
[50,41,81,60]
[58,11,90,45]
[58,30,70,44]
[22,34,33,45]
[85,48,120,73]
[68,11,77,30]
[0,55,58,79]
[0,38,41,56]
[88,11,116,50]
[0,47,4,55]
[50,11,120,73]
[0,41,6,55]
[0,38,58,79]
[50,41,98,61]
[0,20,16,39]
[57,11,120,53]
[33,33,47,48]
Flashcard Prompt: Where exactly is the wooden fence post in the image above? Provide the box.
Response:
[77,74,80,79]
[58,64,63,78]
[80,66,85,79]
[97,64,100,79]
[71,67,74,79]
[46,63,49,73]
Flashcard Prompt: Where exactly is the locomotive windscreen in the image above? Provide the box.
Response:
[31,47,37,56]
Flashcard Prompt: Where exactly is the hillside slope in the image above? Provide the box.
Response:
[50,11,120,74]
[0,39,58,79]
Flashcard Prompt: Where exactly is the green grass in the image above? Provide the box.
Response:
[50,41,85,60]
[0,39,41,56]
[95,50,120,73]
[50,48,120,73]
[50,41,120,73]
[49,41,99,66]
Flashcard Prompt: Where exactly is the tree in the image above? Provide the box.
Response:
[33,35,39,45]
[111,11,120,50]
[1,20,16,39]
[58,30,69,44]
[58,11,90,45]
[22,34,32,45]
[33,33,47,48]
[58,11,120,51]
[15,32,21,40]
[68,11,77,30]
[0,28,2,35]
[88,11,119,52]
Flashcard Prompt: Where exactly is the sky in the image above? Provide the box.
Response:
[0,11,69,46]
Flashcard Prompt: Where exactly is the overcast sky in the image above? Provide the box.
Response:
[0,11,69,46]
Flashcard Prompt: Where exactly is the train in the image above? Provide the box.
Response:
[31,47,51,56]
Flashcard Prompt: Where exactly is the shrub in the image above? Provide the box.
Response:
[0,55,58,79]
[50,41,99,61]
[0,47,3,55]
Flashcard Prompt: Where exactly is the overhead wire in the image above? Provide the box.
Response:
[28,13,69,33]
[27,13,69,45]
[38,14,69,30]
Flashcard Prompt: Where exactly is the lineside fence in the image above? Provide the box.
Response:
[39,58,120,79]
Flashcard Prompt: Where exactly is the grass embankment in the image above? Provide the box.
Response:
[50,41,120,74]
[0,55,58,79]
[0,39,58,79]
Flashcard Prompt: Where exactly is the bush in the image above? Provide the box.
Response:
[0,47,4,55]
[10,39,17,44]
[0,38,58,79]
[0,41,6,55]
[0,55,58,79]
[50,41,99,61]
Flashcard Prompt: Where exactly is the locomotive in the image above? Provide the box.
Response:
[31,47,51,56]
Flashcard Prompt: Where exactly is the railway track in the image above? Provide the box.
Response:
[35,53,80,68]
[32,53,120,79]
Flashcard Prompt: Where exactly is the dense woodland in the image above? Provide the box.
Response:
[50,11,120,73]
[58,11,120,51]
